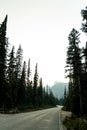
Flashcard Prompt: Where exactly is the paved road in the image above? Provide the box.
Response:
[0,107,63,130]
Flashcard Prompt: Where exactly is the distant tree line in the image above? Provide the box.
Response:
[64,6,87,117]
[0,16,58,112]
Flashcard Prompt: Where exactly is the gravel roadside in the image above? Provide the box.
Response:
[61,110,72,130]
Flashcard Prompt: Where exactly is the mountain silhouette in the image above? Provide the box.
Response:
[51,82,68,99]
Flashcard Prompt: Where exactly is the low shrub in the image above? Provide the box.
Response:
[79,120,87,130]
[63,115,87,130]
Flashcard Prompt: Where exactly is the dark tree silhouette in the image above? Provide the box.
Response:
[26,59,32,106]
[15,45,23,106]
[0,16,60,111]
[81,6,87,33]
[15,44,23,79]
[38,78,43,106]
[17,61,26,106]
[7,46,16,108]
[33,63,38,106]
[65,28,82,116]
[0,15,8,109]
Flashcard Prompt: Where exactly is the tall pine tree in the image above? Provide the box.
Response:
[26,59,32,106]
[15,44,23,80]
[7,46,16,108]
[17,61,26,106]
[38,78,43,106]
[33,63,38,106]
[15,45,23,106]
[65,28,82,116]
[0,15,8,109]
[81,7,87,114]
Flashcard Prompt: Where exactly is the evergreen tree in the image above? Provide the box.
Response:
[27,59,31,85]
[48,88,59,106]
[43,87,46,106]
[7,46,16,108]
[81,6,87,115]
[45,85,49,105]
[17,61,26,106]
[64,86,67,106]
[83,42,87,72]
[81,42,87,114]
[38,78,43,106]
[48,89,55,106]
[65,28,82,116]
[33,63,38,106]
[0,15,8,109]
[26,59,32,106]
[15,45,23,106]
[15,44,23,79]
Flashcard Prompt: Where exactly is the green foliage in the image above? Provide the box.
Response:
[65,28,82,116]
[63,116,79,130]
[79,120,87,130]
[63,115,87,130]
[64,5,87,118]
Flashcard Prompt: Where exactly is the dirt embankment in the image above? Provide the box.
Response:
[61,111,72,121]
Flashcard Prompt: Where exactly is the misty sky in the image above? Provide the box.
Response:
[0,0,87,86]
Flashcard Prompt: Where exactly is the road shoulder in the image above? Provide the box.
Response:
[61,110,71,130]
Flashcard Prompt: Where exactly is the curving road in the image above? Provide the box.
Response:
[0,107,63,130]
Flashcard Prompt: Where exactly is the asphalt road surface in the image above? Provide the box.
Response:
[0,107,63,130]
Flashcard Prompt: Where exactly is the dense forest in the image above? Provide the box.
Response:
[64,6,87,117]
[0,15,58,112]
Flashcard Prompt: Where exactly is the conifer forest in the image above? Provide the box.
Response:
[1,5,87,119]
[0,15,58,112]
[64,6,87,117]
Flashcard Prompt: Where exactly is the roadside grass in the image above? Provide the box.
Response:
[63,115,87,130]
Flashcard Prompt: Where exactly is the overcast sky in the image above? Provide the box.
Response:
[0,0,87,86]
